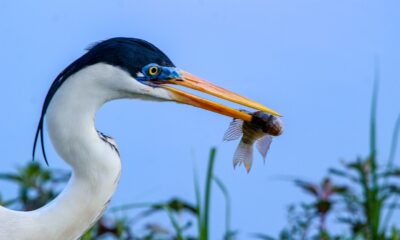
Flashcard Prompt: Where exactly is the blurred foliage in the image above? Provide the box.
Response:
[0,148,234,239]
[0,161,134,239]
[0,161,68,210]
[0,81,398,239]
[263,81,400,240]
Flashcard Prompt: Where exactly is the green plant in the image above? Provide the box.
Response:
[109,147,235,239]
[273,79,400,240]
[0,161,134,239]
[0,147,233,239]
[196,147,235,240]
[328,80,400,239]
[0,161,69,210]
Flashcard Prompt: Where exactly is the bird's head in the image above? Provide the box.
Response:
[79,37,280,121]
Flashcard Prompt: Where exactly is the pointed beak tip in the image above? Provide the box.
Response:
[166,70,281,121]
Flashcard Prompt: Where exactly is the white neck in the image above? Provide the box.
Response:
[0,64,124,240]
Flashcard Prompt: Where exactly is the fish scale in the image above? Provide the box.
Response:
[241,122,265,144]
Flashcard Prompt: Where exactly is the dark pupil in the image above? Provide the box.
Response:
[150,67,157,74]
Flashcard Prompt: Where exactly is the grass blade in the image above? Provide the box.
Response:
[369,59,379,173]
[194,162,203,237]
[109,202,154,212]
[368,60,380,239]
[201,147,217,240]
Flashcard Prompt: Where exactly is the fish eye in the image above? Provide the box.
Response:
[148,66,159,76]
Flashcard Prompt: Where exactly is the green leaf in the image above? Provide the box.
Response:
[251,233,276,240]
[294,180,319,197]
[0,173,23,183]
[329,168,360,183]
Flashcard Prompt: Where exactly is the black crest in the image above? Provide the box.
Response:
[32,37,175,165]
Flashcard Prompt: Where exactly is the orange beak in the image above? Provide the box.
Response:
[160,70,281,121]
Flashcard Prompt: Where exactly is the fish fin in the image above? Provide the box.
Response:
[223,119,244,141]
[233,141,253,173]
[256,135,273,162]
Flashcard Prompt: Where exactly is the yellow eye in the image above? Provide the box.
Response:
[148,66,159,76]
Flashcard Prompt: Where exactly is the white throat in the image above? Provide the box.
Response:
[0,64,126,240]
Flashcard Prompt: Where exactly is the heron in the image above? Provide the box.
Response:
[0,37,279,239]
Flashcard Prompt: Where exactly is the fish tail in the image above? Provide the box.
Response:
[233,141,253,173]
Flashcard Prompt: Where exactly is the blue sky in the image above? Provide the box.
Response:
[1,0,399,237]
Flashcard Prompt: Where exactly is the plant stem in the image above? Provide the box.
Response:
[201,147,216,240]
